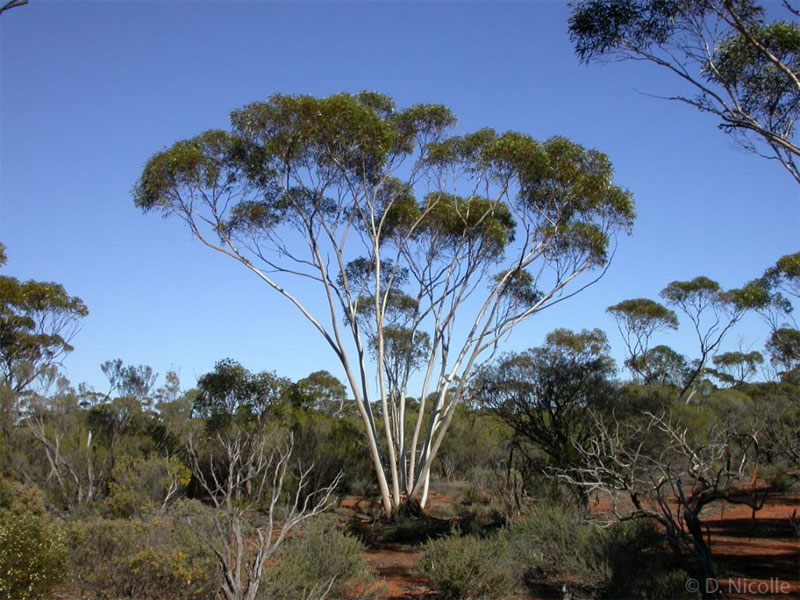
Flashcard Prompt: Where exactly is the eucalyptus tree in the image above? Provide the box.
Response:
[709,350,765,386]
[134,92,635,516]
[606,298,678,380]
[569,0,800,185]
[193,358,290,422]
[660,276,748,401]
[291,369,347,413]
[0,242,88,427]
[767,327,800,376]
[100,358,158,405]
[635,345,689,387]
[739,252,800,378]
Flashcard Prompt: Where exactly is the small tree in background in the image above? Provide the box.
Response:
[0,243,88,427]
[660,277,749,402]
[606,298,678,381]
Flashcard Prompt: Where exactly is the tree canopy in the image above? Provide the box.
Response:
[0,243,88,402]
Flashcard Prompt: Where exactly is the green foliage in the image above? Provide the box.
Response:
[504,502,610,589]
[106,454,191,517]
[713,21,800,135]
[710,350,764,386]
[607,297,678,328]
[473,328,616,470]
[277,406,371,497]
[101,358,158,404]
[661,276,722,306]
[420,532,518,600]
[67,510,219,600]
[423,130,637,258]
[260,516,373,600]
[228,93,452,183]
[423,193,516,257]
[545,326,611,357]
[627,344,688,387]
[193,357,290,421]
[494,268,542,308]
[0,251,88,394]
[704,388,757,431]
[379,190,518,260]
[569,0,689,61]
[135,91,634,285]
[436,408,510,482]
[133,129,244,214]
[369,325,431,382]
[0,513,67,600]
[0,478,66,600]
[0,474,47,516]
[765,250,800,301]
[767,327,800,374]
[292,369,347,412]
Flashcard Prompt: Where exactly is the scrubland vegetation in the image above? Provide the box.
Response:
[1,235,797,599]
[1,1,798,597]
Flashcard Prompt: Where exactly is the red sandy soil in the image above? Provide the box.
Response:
[363,543,433,599]
[338,491,454,599]
[340,490,800,600]
[702,494,799,600]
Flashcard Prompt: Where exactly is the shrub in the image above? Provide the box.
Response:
[0,477,67,600]
[67,509,219,600]
[420,532,518,600]
[505,501,610,588]
[505,502,698,599]
[0,475,48,517]
[0,512,67,600]
[260,516,373,600]
[596,520,698,600]
[106,454,191,517]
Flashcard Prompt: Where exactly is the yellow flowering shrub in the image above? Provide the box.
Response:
[0,478,67,600]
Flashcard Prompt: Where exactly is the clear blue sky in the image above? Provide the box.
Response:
[1,1,798,393]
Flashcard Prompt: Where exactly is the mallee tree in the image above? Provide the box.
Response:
[0,242,88,429]
[134,92,634,516]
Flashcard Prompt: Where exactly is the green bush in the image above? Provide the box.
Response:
[420,532,518,600]
[505,502,698,599]
[260,516,373,600]
[67,507,219,600]
[595,519,697,599]
[505,501,610,588]
[0,477,67,600]
[106,454,191,517]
